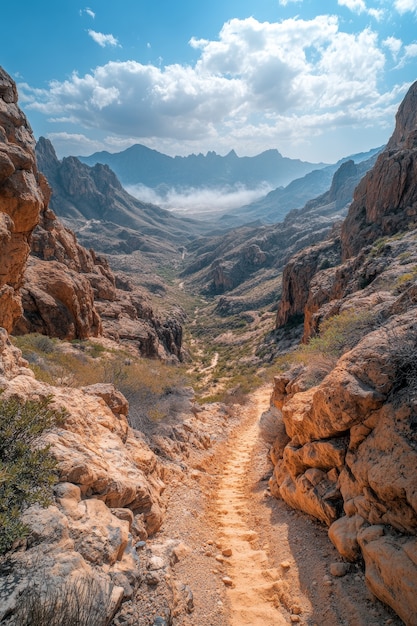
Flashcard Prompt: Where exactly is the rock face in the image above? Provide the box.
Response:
[270,81,417,623]
[341,81,417,260]
[0,67,46,332]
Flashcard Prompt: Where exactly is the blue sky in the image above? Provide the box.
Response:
[2,0,417,162]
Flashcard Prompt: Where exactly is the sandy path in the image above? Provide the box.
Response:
[215,388,288,624]
[150,387,403,626]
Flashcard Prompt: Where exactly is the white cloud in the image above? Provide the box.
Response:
[403,42,417,58]
[337,0,366,13]
[383,36,403,58]
[337,0,384,18]
[278,0,302,5]
[85,7,95,19]
[394,0,417,14]
[21,16,403,161]
[45,132,106,156]
[88,30,119,48]
[368,8,385,20]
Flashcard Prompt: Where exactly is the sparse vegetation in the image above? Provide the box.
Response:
[11,334,192,431]
[13,573,114,626]
[0,394,66,555]
[272,308,379,388]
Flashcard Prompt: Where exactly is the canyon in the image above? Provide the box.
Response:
[0,63,416,626]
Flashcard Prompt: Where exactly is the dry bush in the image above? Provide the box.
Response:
[12,574,115,626]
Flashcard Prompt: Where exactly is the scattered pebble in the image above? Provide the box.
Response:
[215,555,224,562]
[330,562,350,577]
[280,560,291,570]
[222,548,232,557]
[222,576,233,587]
[290,616,300,623]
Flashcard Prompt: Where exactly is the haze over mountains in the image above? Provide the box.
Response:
[79,144,326,190]
[79,144,328,217]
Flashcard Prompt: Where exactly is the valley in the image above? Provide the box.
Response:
[1,64,417,626]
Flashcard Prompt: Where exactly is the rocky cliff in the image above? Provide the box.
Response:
[270,81,417,624]
[13,199,184,359]
[0,67,46,332]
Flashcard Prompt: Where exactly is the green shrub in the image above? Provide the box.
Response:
[273,309,378,388]
[0,394,66,555]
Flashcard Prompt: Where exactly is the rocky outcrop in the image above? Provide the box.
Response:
[0,67,46,332]
[269,81,417,623]
[275,232,342,328]
[341,82,417,260]
[0,331,165,624]
[10,144,184,358]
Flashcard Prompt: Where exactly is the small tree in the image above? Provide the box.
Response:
[0,394,66,554]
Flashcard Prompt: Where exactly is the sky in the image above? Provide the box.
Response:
[1,0,417,164]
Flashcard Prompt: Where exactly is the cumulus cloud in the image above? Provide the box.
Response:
[21,16,403,160]
[337,0,384,18]
[337,0,366,13]
[46,132,107,156]
[88,30,119,48]
[394,0,417,14]
[383,36,403,58]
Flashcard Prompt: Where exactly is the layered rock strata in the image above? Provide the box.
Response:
[270,81,417,624]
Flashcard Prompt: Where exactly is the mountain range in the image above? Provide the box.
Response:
[79,144,326,190]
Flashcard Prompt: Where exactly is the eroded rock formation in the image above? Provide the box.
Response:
[0,109,183,358]
[270,81,417,623]
[0,67,46,332]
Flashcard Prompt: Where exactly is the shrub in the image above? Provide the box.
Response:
[273,309,378,389]
[0,394,66,554]
[13,573,114,626]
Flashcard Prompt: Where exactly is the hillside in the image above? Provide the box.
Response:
[218,147,382,228]
[35,137,213,256]
[180,153,378,316]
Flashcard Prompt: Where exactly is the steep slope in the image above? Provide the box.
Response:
[270,80,417,624]
[79,143,326,190]
[219,147,382,227]
[12,200,184,359]
[36,137,212,255]
[181,154,377,314]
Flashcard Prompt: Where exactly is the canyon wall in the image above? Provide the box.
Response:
[270,81,417,624]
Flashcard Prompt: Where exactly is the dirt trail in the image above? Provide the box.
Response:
[216,388,288,624]
[151,386,402,626]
